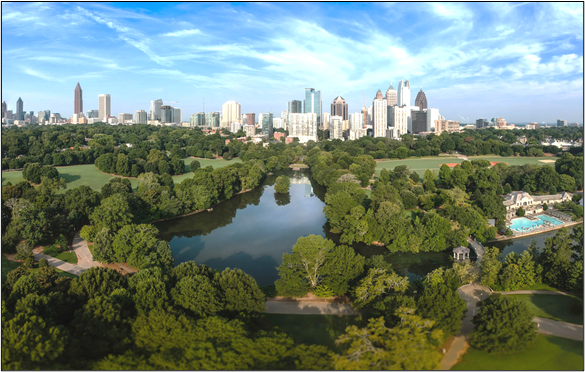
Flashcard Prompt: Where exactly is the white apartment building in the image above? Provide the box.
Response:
[135,110,147,124]
[221,100,241,127]
[243,124,256,137]
[118,113,133,124]
[322,112,331,130]
[372,93,387,138]
[289,112,317,143]
[397,80,411,107]
[330,115,344,140]
[230,121,242,133]
[426,108,440,131]
[389,105,409,139]
[349,112,362,130]
[150,99,163,121]
[273,117,285,130]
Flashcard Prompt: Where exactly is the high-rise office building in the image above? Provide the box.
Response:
[557,119,568,127]
[304,88,322,128]
[414,88,427,110]
[330,115,344,140]
[135,110,147,124]
[221,101,241,127]
[287,100,302,114]
[427,108,440,131]
[289,113,317,143]
[411,110,428,134]
[16,97,24,120]
[173,108,182,124]
[190,112,205,127]
[86,110,99,119]
[372,90,387,138]
[150,99,163,121]
[245,113,256,126]
[2,101,7,118]
[331,96,348,121]
[98,94,111,120]
[118,113,133,124]
[74,82,83,114]
[385,84,397,106]
[476,118,489,129]
[261,112,274,138]
[205,112,220,127]
[322,112,331,130]
[273,117,285,130]
[397,80,411,107]
[160,105,172,123]
[389,105,409,139]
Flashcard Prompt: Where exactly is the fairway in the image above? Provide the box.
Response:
[452,335,584,370]
[375,156,556,177]
[506,294,583,325]
[1,157,242,192]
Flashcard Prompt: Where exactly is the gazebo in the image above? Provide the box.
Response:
[453,246,470,261]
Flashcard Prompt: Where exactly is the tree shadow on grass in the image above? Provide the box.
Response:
[59,173,81,183]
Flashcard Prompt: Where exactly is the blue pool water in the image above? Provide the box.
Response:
[509,215,563,232]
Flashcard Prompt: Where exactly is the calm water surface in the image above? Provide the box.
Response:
[155,169,452,285]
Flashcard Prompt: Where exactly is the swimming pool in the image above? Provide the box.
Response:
[509,215,563,232]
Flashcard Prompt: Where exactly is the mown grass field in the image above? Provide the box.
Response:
[506,294,583,325]
[375,155,556,177]
[452,335,584,370]
[1,157,241,192]
[259,314,360,351]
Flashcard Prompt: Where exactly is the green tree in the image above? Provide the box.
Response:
[320,245,365,296]
[334,308,443,370]
[189,159,201,172]
[68,267,128,301]
[352,268,408,310]
[480,246,502,288]
[89,194,133,234]
[417,282,466,337]
[274,175,291,194]
[171,275,223,316]
[216,268,266,314]
[471,294,537,354]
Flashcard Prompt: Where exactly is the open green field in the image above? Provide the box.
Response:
[452,335,584,370]
[259,314,359,350]
[1,157,241,192]
[53,251,78,264]
[375,156,556,177]
[506,294,583,325]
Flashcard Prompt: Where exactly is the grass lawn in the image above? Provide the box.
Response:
[1,157,242,192]
[53,251,78,264]
[452,335,584,370]
[506,294,583,325]
[403,209,417,219]
[260,314,360,350]
[375,156,555,177]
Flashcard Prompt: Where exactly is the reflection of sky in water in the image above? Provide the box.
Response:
[165,178,327,285]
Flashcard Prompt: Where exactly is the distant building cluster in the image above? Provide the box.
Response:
[2,82,581,144]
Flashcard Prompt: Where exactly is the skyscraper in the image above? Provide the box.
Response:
[411,110,428,134]
[1,101,6,118]
[150,99,163,121]
[135,110,147,124]
[331,96,348,121]
[389,106,409,138]
[74,82,83,114]
[221,101,241,127]
[190,113,205,127]
[205,112,220,127]
[160,105,172,123]
[173,108,182,124]
[397,80,411,107]
[86,110,99,119]
[245,113,256,126]
[287,100,302,114]
[304,88,322,128]
[289,113,317,143]
[98,94,111,120]
[261,113,274,138]
[330,115,344,140]
[385,84,397,106]
[372,90,387,138]
[16,97,23,120]
[414,88,427,110]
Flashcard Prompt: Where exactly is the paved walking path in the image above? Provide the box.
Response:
[265,299,357,315]
[439,284,583,370]
[32,232,101,276]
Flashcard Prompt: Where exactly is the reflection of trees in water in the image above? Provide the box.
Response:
[203,251,279,286]
[274,192,290,206]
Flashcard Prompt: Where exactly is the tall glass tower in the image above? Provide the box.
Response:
[304,88,322,128]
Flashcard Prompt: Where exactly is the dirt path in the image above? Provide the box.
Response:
[496,290,573,296]
[31,251,88,275]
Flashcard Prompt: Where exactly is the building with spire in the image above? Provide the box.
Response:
[74,82,83,114]
[385,83,397,106]
[414,88,427,110]
[331,96,348,121]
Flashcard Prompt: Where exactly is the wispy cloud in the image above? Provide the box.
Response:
[21,67,61,82]
[162,29,201,37]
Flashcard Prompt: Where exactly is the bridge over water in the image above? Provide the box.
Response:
[467,237,485,263]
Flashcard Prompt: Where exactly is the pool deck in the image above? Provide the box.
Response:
[489,220,582,242]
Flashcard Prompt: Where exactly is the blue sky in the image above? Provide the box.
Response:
[2,2,583,123]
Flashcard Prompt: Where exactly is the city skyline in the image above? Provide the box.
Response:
[1,2,583,122]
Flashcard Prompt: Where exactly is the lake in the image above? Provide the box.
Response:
[155,168,452,286]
